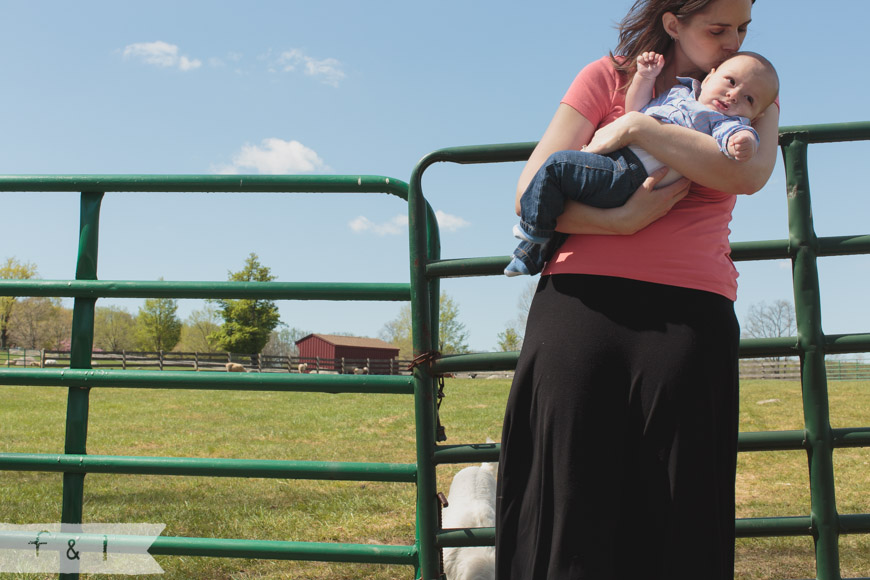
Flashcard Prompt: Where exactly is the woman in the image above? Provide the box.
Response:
[496,1,778,579]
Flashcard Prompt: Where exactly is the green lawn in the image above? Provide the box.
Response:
[1,378,868,579]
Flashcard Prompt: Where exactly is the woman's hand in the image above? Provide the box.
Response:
[613,169,690,234]
[581,111,651,155]
[555,167,690,235]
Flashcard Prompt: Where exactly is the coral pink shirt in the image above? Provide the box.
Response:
[543,56,739,301]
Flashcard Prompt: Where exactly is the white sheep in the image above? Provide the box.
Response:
[225,362,246,373]
[352,366,369,375]
[441,460,497,580]
[298,363,309,374]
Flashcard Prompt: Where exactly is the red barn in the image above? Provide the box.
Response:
[295,334,401,374]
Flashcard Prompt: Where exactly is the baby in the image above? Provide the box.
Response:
[506,51,779,277]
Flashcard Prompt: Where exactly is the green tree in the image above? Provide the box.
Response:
[94,305,136,351]
[0,257,38,349]
[380,305,413,359]
[496,326,522,352]
[438,294,469,355]
[379,293,469,359]
[210,253,281,354]
[135,296,182,351]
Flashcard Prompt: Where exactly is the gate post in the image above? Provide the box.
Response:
[409,159,443,580]
[61,191,104,580]
[783,136,841,580]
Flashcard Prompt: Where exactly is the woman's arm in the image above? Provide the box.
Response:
[516,103,690,234]
[584,102,780,195]
[515,104,595,213]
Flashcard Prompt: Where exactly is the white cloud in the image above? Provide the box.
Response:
[215,138,327,175]
[435,210,471,232]
[349,215,408,236]
[349,211,470,236]
[123,41,202,71]
[275,49,346,87]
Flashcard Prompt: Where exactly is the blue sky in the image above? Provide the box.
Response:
[2,1,868,352]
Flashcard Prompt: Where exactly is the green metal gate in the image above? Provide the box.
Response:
[1,121,869,580]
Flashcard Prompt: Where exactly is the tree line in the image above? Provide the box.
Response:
[1,254,478,359]
[0,254,304,356]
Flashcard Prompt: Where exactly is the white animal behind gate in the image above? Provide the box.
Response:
[441,460,497,580]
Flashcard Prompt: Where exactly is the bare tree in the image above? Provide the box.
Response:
[43,303,73,350]
[743,299,797,339]
[742,299,797,372]
[263,326,310,357]
[9,297,56,348]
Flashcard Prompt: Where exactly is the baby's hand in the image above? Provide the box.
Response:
[727,130,758,162]
[635,52,665,79]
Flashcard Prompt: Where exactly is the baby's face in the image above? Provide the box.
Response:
[698,55,777,120]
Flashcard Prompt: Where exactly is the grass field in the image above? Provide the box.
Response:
[1,377,868,579]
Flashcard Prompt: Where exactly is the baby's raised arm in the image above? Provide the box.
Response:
[625,52,664,113]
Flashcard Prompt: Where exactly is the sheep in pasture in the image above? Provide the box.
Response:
[441,459,497,580]
[352,366,369,375]
[298,363,309,374]
[225,362,247,373]
[44,359,58,366]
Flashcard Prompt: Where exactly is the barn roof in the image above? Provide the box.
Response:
[296,333,398,350]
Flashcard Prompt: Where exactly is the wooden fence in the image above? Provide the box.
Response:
[739,358,870,381]
[30,349,412,375]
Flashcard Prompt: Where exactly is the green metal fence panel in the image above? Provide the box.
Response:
[0,175,434,579]
[1,122,869,579]
[411,122,870,580]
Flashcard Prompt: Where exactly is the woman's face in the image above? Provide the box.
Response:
[667,0,753,75]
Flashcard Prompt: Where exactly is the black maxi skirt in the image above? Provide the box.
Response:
[496,274,740,580]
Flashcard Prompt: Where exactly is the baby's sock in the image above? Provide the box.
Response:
[504,257,531,277]
[513,223,548,245]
